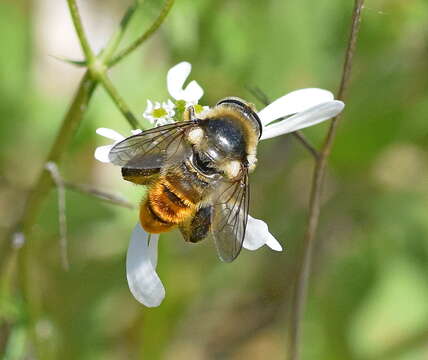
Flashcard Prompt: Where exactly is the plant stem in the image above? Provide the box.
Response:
[108,0,175,67]
[0,2,178,353]
[287,1,365,359]
[100,1,140,63]
[25,72,96,234]
[0,1,177,351]
[0,72,97,269]
[0,72,97,359]
[66,0,95,63]
[64,181,135,209]
[1,0,174,266]
[292,132,320,160]
[45,162,69,270]
[97,74,146,129]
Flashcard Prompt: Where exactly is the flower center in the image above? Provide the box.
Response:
[194,104,203,114]
[152,108,168,118]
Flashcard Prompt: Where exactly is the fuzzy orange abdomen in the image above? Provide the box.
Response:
[139,177,195,234]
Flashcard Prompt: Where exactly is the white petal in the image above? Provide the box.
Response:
[181,80,204,103]
[145,99,153,111]
[167,62,191,100]
[265,235,283,251]
[243,215,283,251]
[126,223,165,307]
[260,100,344,140]
[258,88,334,126]
[96,128,125,142]
[94,145,114,163]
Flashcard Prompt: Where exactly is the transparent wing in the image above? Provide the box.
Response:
[211,171,250,262]
[109,121,195,169]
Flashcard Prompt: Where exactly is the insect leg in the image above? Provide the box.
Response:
[121,167,160,185]
[179,206,212,243]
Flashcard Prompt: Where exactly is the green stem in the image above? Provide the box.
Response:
[108,0,175,67]
[97,74,148,130]
[0,72,96,270]
[0,0,176,329]
[66,0,95,63]
[0,71,97,358]
[26,72,96,233]
[100,1,140,63]
[0,0,159,266]
[0,1,177,351]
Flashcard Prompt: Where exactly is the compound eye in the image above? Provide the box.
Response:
[187,127,204,145]
[224,160,241,179]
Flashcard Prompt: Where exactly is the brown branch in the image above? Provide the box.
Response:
[291,132,320,160]
[287,1,365,359]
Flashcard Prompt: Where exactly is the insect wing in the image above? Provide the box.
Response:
[211,172,250,262]
[108,121,195,169]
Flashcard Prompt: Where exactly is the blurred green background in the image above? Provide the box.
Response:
[1,0,428,359]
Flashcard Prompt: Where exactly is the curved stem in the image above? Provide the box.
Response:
[287,1,365,359]
[0,72,96,271]
[1,0,168,267]
[108,0,175,67]
[0,1,176,352]
[66,0,95,62]
[100,1,140,63]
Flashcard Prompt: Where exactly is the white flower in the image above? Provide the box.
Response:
[167,61,204,106]
[94,62,345,307]
[143,99,175,127]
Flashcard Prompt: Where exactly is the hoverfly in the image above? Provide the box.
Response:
[109,97,262,262]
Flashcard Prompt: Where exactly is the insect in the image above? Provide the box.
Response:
[109,97,262,262]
